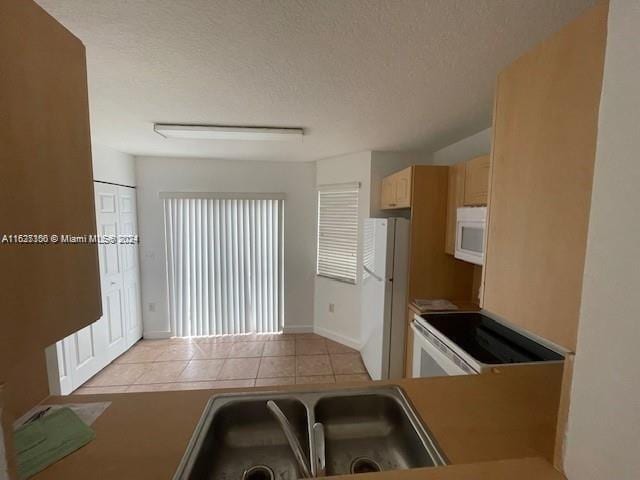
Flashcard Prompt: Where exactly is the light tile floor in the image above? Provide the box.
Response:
[75,333,371,394]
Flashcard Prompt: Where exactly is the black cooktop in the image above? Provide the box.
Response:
[420,312,563,365]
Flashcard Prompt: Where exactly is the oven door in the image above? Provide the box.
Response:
[411,321,475,377]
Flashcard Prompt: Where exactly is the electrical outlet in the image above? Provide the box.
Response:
[329,303,335,313]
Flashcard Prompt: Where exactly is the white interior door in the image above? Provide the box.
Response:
[47,182,143,394]
[118,186,143,347]
[64,321,108,389]
[96,183,128,360]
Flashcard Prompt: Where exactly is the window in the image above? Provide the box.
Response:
[162,193,284,336]
[316,183,360,284]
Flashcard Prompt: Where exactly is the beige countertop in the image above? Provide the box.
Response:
[34,363,565,479]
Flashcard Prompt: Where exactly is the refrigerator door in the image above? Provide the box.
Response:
[360,218,395,380]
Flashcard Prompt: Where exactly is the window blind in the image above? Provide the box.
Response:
[163,196,284,336]
[362,219,375,280]
[316,183,360,284]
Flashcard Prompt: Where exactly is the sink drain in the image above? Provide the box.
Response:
[350,457,382,474]
[242,465,275,480]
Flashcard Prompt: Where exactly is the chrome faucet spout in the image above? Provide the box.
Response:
[266,400,313,479]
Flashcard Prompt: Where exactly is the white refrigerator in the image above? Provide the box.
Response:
[360,218,409,380]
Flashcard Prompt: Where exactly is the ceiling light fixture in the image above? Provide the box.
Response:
[153,124,304,142]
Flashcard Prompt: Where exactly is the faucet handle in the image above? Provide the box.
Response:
[313,422,326,477]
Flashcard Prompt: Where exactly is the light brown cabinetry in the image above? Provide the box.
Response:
[0,0,101,414]
[463,155,490,206]
[408,167,476,302]
[444,155,490,256]
[380,166,412,209]
[444,163,466,255]
[482,2,608,352]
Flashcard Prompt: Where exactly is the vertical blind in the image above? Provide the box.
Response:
[316,183,360,283]
[362,219,375,280]
[163,194,284,336]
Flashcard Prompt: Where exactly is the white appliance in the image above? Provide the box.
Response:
[454,206,487,265]
[411,319,476,377]
[360,218,409,380]
[410,312,564,378]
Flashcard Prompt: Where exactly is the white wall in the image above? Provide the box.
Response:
[431,128,492,166]
[314,151,371,347]
[564,1,640,478]
[91,143,136,186]
[135,156,316,338]
[313,149,434,347]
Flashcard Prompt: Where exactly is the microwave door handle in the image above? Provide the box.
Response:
[363,265,384,282]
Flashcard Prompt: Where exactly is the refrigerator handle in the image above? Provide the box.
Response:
[363,265,384,282]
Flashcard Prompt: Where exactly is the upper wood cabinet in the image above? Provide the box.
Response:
[482,2,608,352]
[0,0,101,414]
[463,155,490,206]
[444,155,490,256]
[380,166,413,209]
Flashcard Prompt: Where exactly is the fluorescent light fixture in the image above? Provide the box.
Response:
[153,124,304,142]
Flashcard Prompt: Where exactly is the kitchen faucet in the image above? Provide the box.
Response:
[266,400,325,478]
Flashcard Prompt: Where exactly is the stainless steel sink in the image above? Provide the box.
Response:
[174,386,447,479]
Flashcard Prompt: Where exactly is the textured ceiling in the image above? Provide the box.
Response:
[36,0,594,161]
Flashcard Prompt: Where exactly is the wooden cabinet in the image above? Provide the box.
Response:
[380,166,413,209]
[444,155,490,256]
[381,176,395,209]
[445,162,466,255]
[463,155,490,206]
[482,2,608,352]
[408,166,476,302]
[0,0,101,414]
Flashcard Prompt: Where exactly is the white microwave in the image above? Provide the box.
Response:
[454,207,487,265]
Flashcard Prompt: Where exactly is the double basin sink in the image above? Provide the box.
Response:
[173,386,447,479]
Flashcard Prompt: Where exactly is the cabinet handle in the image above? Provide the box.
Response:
[389,203,396,207]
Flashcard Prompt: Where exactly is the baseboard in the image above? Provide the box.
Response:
[314,326,361,351]
[143,330,172,340]
[282,325,314,334]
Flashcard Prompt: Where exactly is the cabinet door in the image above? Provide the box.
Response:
[380,176,396,209]
[463,155,490,206]
[445,163,466,255]
[482,3,607,351]
[393,167,413,208]
[380,167,413,210]
[1,0,101,414]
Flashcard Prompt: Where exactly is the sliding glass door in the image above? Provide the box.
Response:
[163,195,284,336]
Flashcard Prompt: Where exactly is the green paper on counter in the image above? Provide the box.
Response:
[14,407,95,479]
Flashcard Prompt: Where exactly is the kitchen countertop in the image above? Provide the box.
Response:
[34,363,565,479]
[408,300,481,315]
